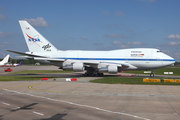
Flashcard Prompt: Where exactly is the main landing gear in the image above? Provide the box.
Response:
[84,68,104,77]
[84,72,104,77]
[150,70,155,77]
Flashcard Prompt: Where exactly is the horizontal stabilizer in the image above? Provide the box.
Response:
[6,50,47,58]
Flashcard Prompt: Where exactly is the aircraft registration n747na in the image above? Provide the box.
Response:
[7,20,175,77]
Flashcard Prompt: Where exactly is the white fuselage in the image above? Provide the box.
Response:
[33,48,175,71]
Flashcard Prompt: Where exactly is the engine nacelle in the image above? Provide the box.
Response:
[108,65,118,74]
[63,62,84,72]
[63,65,73,71]
[99,65,118,74]
[73,62,84,72]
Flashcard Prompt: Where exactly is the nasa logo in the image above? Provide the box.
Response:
[26,34,41,42]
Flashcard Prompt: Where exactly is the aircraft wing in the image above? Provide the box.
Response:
[7,50,129,68]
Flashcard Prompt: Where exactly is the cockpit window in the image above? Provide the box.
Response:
[157,51,162,53]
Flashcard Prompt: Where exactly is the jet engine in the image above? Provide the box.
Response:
[73,62,84,71]
[63,62,84,72]
[99,65,118,74]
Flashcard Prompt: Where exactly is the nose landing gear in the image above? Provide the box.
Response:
[150,70,155,77]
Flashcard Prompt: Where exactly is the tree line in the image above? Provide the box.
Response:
[0,58,49,65]
[0,58,180,66]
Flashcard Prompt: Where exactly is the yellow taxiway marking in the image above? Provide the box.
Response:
[0,85,32,90]
[28,82,75,95]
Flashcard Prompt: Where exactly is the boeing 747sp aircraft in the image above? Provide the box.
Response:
[7,20,175,77]
[0,54,10,67]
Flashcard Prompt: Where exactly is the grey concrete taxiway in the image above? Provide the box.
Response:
[1,79,180,120]
[0,66,180,120]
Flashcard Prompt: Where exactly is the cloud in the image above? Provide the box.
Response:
[114,11,124,17]
[119,44,130,48]
[162,50,171,55]
[113,41,144,48]
[80,36,87,40]
[0,45,4,47]
[104,33,127,38]
[24,17,49,27]
[0,31,9,37]
[0,31,5,37]
[132,42,143,45]
[113,41,121,45]
[0,42,12,47]
[0,31,17,37]
[97,41,144,51]
[168,42,180,46]
[0,14,7,20]
[166,34,180,39]
[2,42,11,45]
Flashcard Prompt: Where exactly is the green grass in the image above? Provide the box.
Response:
[90,77,180,85]
[11,70,74,74]
[123,67,180,76]
[0,76,55,81]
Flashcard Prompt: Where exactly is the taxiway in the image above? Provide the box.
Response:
[0,66,180,120]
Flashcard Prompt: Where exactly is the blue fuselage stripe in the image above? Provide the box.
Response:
[55,58,175,62]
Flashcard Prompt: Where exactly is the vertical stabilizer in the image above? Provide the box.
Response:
[1,54,10,64]
[18,61,23,66]
[19,20,58,53]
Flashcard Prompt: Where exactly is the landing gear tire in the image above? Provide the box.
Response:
[150,73,154,77]
[150,70,155,77]
[84,72,104,77]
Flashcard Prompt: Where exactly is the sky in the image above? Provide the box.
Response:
[0,0,180,61]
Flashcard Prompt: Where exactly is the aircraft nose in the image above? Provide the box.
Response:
[172,58,176,64]
[170,58,175,64]
[169,55,175,62]
[165,55,176,65]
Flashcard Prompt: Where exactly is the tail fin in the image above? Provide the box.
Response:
[18,61,23,66]
[1,54,10,64]
[19,20,58,53]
